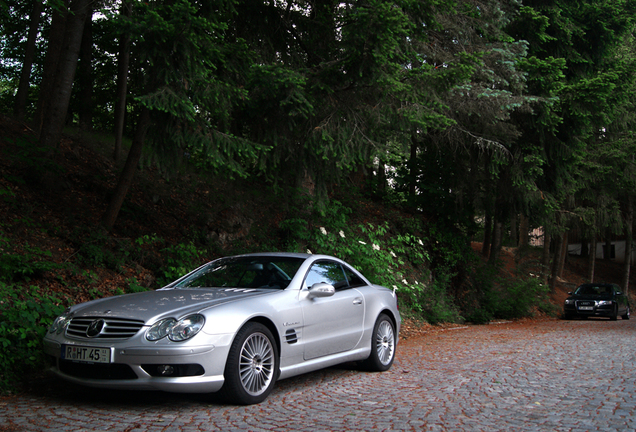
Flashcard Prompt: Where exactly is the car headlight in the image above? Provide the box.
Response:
[564,299,574,305]
[146,314,205,342]
[597,300,613,306]
[48,309,72,335]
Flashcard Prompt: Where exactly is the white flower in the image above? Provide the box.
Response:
[306,249,312,254]
[359,241,367,245]
[339,230,345,238]
[393,285,398,291]
[320,227,327,235]
[372,244,380,251]
[418,239,424,246]
[415,280,419,285]
[390,251,397,258]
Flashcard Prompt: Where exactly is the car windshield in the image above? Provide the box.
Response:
[173,256,305,289]
[575,285,613,296]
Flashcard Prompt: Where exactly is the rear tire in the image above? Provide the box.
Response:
[220,322,278,405]
[361,314,396,372]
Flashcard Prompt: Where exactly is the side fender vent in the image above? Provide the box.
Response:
[285,329,298,344]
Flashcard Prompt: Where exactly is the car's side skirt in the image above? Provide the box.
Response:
[277,346,371,381]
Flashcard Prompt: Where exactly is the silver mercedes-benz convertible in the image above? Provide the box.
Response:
[43,252,400,404]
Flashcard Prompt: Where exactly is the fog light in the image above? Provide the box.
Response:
[157,365,174,376]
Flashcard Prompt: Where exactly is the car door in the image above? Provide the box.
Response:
[300,260,365,360]
[614,286,628,315]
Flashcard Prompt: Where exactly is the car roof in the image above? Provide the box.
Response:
[228,252,312,259]
[578,282,620,288]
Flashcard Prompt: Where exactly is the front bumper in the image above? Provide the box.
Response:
[563,303,615,318]
[43,334,233,393]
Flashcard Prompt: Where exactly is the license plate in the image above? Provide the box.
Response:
[578,306,594,311]
[62,345,111,363]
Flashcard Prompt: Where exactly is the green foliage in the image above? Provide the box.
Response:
[157,241,207,286]
[5,137,64,180]
[0,235,60,283]
[126,277,149,294]
[307,201,465,323]
[0,283,66,392]
[488,276,550,320]
[75,232,123,270]
[70,228,153,273]
[462,264,551,324]
[124,0,259,178]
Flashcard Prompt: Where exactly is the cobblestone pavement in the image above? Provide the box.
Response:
[2,318,635,431]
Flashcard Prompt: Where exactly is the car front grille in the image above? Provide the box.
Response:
[576,301,594,307]
[66,317,145,340]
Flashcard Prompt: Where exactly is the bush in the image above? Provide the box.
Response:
[0,235,60,283]
[462,264,551,324]
[158,241,207,286]
[0,283,67,392]
[488,277,550,319]
[306,202,464,323]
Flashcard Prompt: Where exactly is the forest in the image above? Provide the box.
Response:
[1,0,636,391]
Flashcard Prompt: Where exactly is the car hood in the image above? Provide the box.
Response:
[69,288,275,322]
[568,293,613,301]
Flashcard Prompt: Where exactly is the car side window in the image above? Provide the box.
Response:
[343,266,366,288]
[305,261,348,291]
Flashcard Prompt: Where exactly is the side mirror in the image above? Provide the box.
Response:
[616,291,623,296]
[308,282,335,299]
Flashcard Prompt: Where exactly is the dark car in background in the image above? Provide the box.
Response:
[563,283,630,320]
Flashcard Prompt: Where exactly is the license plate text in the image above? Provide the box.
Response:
[62,345,111,363]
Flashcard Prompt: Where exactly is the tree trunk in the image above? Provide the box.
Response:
[482,208,492,258]
[588,235,597,283]
[580,236,589,257]
[39,0,92,148]
[542,232,551,283]
[488,220,503,265]
[557,232,568,278]
[518,213,529,248]
[408,136,418,202]
[549,233,563,292]
[101,108,151,230]
[510,213,517,248]
[622,194,633,294]
[14,0,43,121]
[78,4,94,130]
[113,0,133,162]
[34,2,68,132]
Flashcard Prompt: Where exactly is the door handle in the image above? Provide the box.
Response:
[353,297,363,305]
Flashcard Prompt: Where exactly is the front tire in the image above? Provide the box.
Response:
[622,305,630,320]
[361,313,396,371]
[221,322,279,405]
[610,305,618,321]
